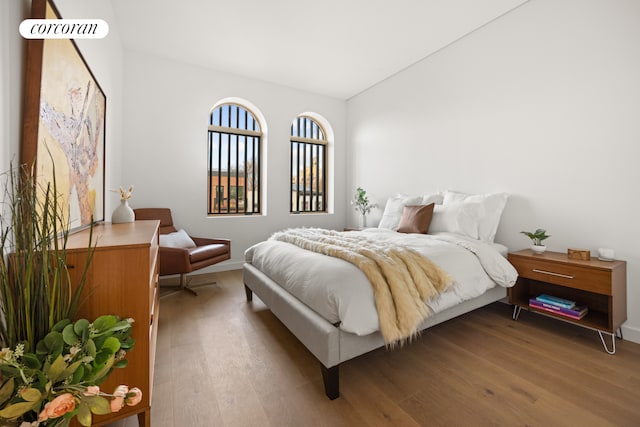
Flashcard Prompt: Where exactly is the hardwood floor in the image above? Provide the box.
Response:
[109,270,640,427]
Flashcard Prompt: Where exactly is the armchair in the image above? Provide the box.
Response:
[134,208,231,296]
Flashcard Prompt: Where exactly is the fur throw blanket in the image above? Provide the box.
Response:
[270,228,453,345]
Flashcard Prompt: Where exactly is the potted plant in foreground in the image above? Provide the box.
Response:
[0,164,141,426]
[520,228,550,254]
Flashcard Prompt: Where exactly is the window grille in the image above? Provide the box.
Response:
[290,116,327,213]
[208,104,261,215]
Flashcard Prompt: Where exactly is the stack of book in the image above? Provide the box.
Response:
[529,294,588,320]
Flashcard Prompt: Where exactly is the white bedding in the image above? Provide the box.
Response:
[245,228,517,336]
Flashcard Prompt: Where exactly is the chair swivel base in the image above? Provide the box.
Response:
[160,273,216,297]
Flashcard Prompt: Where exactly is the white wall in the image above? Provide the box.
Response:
[121,50,347,269]
[1,0,29,171]
[347,0,640,342]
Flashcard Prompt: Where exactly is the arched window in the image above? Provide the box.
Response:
[208,103,262,215]
[290,115,327,213]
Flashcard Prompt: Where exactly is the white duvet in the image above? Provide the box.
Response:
[245,228,518,336]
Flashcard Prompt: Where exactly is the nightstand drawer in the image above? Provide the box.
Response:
[509,256,612,295]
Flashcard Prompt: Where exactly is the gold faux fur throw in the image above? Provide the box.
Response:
[270,228,453,345]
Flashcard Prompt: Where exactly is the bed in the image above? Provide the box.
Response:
[243,191,518,399]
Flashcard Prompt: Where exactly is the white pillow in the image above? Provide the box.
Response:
[443,191,509,242]
[377,195,422,230]
[429,203,481,239]
[421,192,444,205]
[159,229,196,248]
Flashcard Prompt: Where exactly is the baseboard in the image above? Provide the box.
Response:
[621,324,640,344]
[207,260,243,272]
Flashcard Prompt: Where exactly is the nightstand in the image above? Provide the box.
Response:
[508,249,626,354]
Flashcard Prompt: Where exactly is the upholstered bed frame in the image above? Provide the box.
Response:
[243,262,507,399]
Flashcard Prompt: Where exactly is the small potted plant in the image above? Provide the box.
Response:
[520,228,550,254]
[351,187,376,228]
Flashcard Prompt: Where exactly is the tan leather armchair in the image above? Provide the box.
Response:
[134,208,231,295]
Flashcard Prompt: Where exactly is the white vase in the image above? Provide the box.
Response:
[530,245,546,254]
[360,213,367,228]
[112,199,135,223]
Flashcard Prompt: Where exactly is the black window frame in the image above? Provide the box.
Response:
[290,116,327,213]
[208,103,261,215]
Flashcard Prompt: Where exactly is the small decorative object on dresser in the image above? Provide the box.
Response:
[508,249,626,354]
[520,228,550,254]
[111,185,135,223]
[567,248,591,260]
[598,247,615,261]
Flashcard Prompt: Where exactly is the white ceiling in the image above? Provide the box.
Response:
[111,0,528,100]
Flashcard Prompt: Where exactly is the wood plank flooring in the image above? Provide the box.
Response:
[108,270,640,427]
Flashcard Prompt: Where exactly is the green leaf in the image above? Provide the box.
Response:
[0,400,37,418]
[120,337,136,350]
[77,401,92,426]
[92,315,117,333]
[0,364,21,378]
[85,354,114,383]
[63,323,80,346]
[101,336,121,354]
[19,386,41,402]
[59,359,83,382]
[0,377,15,406]
[45,354,68,383]
[22,352,41,370]
[52,318,72,333]
[74,318,91,337]
[113,359,129,369]
[85,338,97,358]
[94,351,109,366]
[108,320,133,333]
[42,331,65,356]
[84,395,111,415]
[71,364,85,384]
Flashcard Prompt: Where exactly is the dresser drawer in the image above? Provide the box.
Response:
[509,255,612,295]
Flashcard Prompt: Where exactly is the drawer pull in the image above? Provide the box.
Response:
[532,269,574,279]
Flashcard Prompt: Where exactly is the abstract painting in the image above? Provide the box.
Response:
[22,0,105,230]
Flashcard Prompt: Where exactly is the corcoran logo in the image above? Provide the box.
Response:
[19,19,109,39]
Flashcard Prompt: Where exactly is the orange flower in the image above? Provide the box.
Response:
[110,396,125,413]
[110,385,129,412]
[38,393,76,421]
[126,387,143,406]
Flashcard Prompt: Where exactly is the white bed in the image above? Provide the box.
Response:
[243,191,518,399]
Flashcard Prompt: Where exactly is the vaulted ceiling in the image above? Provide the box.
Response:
[112,0,528,99]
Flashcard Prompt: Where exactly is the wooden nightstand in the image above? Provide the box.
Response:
[508,249,626,354]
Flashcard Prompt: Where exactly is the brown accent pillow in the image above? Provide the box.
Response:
[397,203,435,234]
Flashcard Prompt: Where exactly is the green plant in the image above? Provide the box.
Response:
[520,228,550,246]
[351,187,376,215]
[0,315,140,426]
[0,162,140,426]
[0,163,94,352]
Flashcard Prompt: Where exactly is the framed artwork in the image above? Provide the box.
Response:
[21,0,106,230]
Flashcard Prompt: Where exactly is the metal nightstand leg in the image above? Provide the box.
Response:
[598,328,623,355]
[512,305,522,320]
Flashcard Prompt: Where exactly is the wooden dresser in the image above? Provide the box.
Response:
[65,221,160,427]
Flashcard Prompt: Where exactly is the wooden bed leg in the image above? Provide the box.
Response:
[320,364,339,400]
[244,284,253,302]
